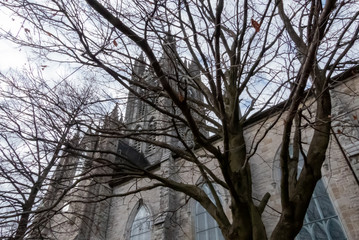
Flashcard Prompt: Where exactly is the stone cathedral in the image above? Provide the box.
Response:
[35,52,359,240]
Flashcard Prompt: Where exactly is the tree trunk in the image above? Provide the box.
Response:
[271,78,331,240]
[14,196,37,239]
[224,200,267,240]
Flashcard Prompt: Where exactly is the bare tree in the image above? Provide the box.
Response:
[0,71,98,239]
[1,0,358,239]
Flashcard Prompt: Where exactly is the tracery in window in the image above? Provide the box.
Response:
[176,127,185,148]
[195,184,224,240]
[133,126,142,152]
[146,118,156,153]
[296,180,347,240]
[273,145,347,240]
[184,129,194,148]
[139,102,146,117]
[130,204,151,240]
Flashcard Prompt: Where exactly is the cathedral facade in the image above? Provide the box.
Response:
[36,62,359,240]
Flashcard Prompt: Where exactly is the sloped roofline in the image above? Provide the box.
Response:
[243,65,359,128]
[111,66,359,186]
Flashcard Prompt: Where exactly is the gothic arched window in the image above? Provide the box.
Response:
[139,99,146,117]
[184,129,194,148]
[133,126,142,152]
[140,104,146,116]
[273,145,347,240]
[130,204,152,240]
[146,118,157,153]
[297,180,347,240]
[195,184,224,240]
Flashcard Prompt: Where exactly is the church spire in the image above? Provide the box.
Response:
[134,52,145,76]
[119,113,123,124]
[110,103,119,121]
[69,130,81,148]
[159,31,178,70]
[103,104,119,129]
[188,60,200,77]
[163,31,176,56]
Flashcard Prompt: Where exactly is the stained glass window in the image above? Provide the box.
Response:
[273,145,347,240]
[130,205,151,240]
[296,180,347,240]
[195,184,224,240]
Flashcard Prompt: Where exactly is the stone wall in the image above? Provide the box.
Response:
[44,74,358,240]
[105,74,359,239]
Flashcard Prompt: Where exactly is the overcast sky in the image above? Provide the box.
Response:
[0,10,28,73]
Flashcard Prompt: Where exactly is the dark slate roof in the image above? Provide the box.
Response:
[116,140,150,169]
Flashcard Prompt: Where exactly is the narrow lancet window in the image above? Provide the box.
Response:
[130,205,151,240]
